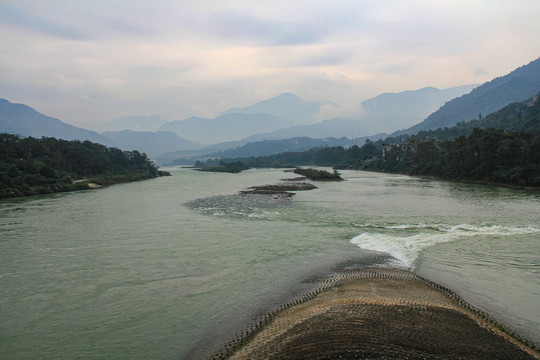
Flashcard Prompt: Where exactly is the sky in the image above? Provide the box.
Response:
[1,0,540,128]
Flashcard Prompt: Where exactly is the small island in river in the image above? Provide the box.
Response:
[293,167,343,181]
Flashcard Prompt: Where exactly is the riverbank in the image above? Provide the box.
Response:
[206,268,539,360]
[0,134,172,199]
[0,170,171,199]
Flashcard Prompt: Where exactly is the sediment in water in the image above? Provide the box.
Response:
[204,268,540,360]
[239,182,317,196]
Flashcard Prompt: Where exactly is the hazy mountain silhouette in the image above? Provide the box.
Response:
[238,86,475,142]
[361,85,477,133]
[243,117,375,142]
[397,57,540,135]
[158,113,288,144]
[222,92,330,125]
[102,130,203,157]
[98,115,167,132]
[157,93,332,144]
[0,98,114,146]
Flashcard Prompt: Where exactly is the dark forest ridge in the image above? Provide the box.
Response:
[223,93,540,187]
[395,58,540,135]
[0,134,169,199]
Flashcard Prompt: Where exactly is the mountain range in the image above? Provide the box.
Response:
[397,58,540,135]
[222,92,329,124]
[0,99,114,146]
[1,57,539,160]
[156,85,477,147]
[158,113,289,144]
[102,130,203,158]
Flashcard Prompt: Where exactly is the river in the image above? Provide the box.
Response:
[1,167,539,359]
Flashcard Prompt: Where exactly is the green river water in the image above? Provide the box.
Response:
[1,168,539,359]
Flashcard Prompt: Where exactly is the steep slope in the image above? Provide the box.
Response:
[361,85,477,133]
[400,58,540,134]
[0,99,115,146]
[412,92,540,141]
[102,130,203,157]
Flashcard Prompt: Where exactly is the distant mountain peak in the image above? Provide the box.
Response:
[272,92,301,99]
[221,92,328,125]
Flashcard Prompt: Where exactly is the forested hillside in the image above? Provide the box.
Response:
[367,128,540,186]
[398,58,540,134]
[226,94,540,187]
[0,134,169,198]
[380,92,540,145]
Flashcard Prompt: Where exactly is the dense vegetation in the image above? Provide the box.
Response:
[223,94,540,187]
[293,168,343,181]
[367,128,540,186]
[194,160,250,173]
[237,141,379,169]
[399,57,540,134]
[202,136,377,159]
[409,94,540,142]
[0,133,169,198]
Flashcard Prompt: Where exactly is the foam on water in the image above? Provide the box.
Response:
[185,193,290,220]
[350,224,540,269]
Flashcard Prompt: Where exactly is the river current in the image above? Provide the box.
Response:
[1,168,539,359]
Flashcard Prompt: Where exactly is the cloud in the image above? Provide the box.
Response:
[473,67,489,76]
[382,61,417,75]
[1,0,540,128]
[0,4,88,40]
[210,12,326,46]
[103,19,150,36]
[297,49,355,67]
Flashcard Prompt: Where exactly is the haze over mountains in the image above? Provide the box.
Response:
[0,85,474,155]
[0,99,114,147]
[102,130,203,158]
[97,115,167,133]
[397,58,540,135]
[1,57,539,161]
[159,113,289,144]
[222,92,330,124]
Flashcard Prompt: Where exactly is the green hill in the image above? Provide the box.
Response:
[228,94,540,187]
[398,58,540,135]
[366,94,540,186]
[0,134,169,199]
[408,92,540,141]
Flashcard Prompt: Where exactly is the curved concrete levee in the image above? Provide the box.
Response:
[205,268,540,360]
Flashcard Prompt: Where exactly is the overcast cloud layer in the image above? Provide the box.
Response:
[1,0,539,127]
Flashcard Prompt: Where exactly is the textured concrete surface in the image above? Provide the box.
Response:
[208,268,540,360]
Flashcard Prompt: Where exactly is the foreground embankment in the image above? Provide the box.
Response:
[205,268,540,360]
